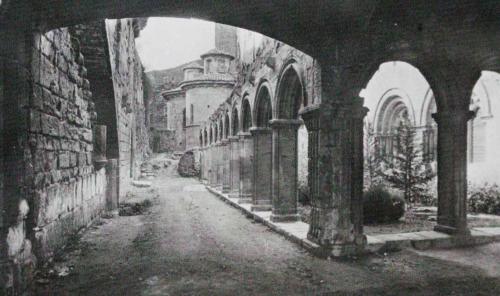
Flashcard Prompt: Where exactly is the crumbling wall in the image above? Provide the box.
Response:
[105,19,150,197]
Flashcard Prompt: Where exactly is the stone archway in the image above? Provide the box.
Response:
[239,98,254,203]
[251,84,273,211]
[270,64,304,222]
[229,106,241,198]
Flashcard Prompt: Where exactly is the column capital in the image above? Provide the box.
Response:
[269,119,303,129]
[431,110,475,124]
[249,127,272,135]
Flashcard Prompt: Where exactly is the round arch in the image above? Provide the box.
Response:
[372,88,417,133]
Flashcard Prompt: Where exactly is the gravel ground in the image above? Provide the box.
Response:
[34,166,500,295]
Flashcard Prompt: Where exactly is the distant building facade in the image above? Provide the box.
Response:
[159,24,238,152]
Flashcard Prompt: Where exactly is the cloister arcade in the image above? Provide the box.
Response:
[3,4,500,290]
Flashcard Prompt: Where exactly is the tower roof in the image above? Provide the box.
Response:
[200,48,234,60]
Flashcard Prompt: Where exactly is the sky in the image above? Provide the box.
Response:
[136,17,215,72]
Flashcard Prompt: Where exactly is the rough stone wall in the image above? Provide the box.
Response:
[28,27,108,264]
[105,19,150,196]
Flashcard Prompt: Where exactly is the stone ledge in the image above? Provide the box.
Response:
[204,184,500,258]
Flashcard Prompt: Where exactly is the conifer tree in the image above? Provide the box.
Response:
[377,119,435,206]
[363,122,381,188]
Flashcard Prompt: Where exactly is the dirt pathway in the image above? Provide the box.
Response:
[34,166,500,295]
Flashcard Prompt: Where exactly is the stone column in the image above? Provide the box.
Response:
[221,139,231,193]
[238,132,254,204]
[270,119,302,222]
[229,136,240,198]
[250,127,273,211]
[432,109,474,235]
[215,142,223,191]
[200,147,207,181]
[208,144,217,187]
[302,104,368,256]
[105,159,119,210]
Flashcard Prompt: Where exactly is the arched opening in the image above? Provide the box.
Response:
[204,128,208,146]
[214,123,219,143]
[224,113,230,139]
[256,86,272,128]
[277,66,303,119]
[271,64,307,222]
[209,126,213,144]
[231,109,239,136]
[218,118,224,140]
[239,98,254,203]
[467,71,500,220]
[361,61,438,233]
[242,99,252,132]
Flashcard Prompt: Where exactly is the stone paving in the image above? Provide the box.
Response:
[205,185,500,256]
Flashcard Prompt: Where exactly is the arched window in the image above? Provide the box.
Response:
[256,86,272,127]
[182,108,186,127]
[224,114,230,138]
[231,109,239,136]
[190,104,194,124]
[375,97,413,158]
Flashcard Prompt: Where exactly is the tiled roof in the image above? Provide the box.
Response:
[200,48,234,59]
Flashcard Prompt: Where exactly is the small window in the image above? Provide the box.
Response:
[190,104,194,124]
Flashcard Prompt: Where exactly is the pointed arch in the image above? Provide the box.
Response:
[275,62,305,119]
[242,97,252,132]
[224,113,230,138]
[254,82,273,127]
[231,107,239,136]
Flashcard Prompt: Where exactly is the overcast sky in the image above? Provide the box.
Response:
[136,17,215,72]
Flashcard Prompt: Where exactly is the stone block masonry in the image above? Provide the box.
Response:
[28,27,107,264]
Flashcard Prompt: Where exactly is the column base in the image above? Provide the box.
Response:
[330,235,367,257]
[222,185,231,193]
[434,224,470,236]
[238,195,252,204]
[251,203,272,212]
[308,233,367,258]
[270,213,300,222]
[215,184,223,191]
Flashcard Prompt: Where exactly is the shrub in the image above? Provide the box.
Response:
[468,183,500,215]
[363,185,405,224]
[177,151,200,177]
